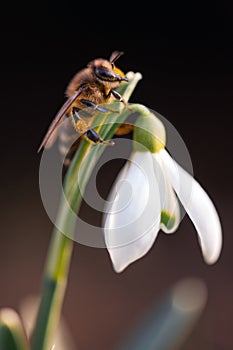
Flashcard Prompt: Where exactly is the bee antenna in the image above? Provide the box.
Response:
[110,51,124,64]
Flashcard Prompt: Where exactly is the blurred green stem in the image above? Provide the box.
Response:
[31,72,142,350]
[117,278,207,350]
[0,308,30,350]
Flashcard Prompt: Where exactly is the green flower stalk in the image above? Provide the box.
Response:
[31,72,142,350]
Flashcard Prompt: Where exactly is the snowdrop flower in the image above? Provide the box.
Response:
[104,108,222,272]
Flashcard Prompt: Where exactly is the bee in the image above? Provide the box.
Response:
[38,51,130,164]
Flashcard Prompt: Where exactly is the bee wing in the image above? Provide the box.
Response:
[37,88,83,153]
[42,123,61,149]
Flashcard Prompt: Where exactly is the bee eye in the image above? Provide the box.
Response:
[95,67,117,81]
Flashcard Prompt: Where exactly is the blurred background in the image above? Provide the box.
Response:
[0,1,233,349]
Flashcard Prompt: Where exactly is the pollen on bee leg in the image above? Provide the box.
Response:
[114,124,134,135]
[75,120,88,133]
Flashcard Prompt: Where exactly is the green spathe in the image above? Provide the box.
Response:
[133,112,166,153]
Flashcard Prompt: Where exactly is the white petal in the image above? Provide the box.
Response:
[104,151,161,272]
[153,153,180,233]
[160,149,222,264]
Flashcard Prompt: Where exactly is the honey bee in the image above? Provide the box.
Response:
[38,51,130,164]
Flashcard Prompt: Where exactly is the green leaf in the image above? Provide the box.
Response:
[0,308,30,350]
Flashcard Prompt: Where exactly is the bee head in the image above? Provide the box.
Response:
[88,51,128,85]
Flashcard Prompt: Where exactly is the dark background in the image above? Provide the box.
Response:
[0,2,233,349]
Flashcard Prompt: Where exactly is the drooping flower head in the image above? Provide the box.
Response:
[104,106,222,272]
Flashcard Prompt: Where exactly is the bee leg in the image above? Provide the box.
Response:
[80,99,117,113]
[72,106,114,146]
[85,128,115,146]
[110,89,129,108]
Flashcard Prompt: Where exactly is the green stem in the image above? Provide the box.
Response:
[31,72,142,350]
